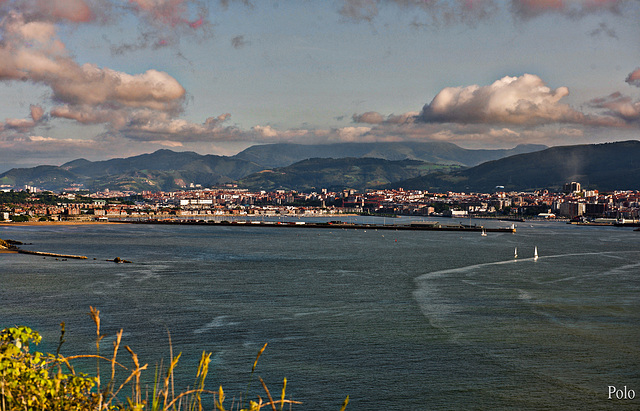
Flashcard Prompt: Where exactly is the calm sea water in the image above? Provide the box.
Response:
[1,218,639,409]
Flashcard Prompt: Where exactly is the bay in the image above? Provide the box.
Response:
[1,219,639,409]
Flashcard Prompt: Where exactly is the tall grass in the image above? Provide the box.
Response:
[0,307,348,410]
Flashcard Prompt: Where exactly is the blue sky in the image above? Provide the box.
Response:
[0,0,639,171]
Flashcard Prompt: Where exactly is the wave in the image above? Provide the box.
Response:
[193,316,240,334]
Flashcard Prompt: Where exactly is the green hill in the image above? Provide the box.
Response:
[0,150,264,192]
[237,157,460,192]
[388,140,640,192]
[0,165,79,190]
[3,141,637,193]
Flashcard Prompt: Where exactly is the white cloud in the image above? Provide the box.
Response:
[335,126,372,142]
[0,13,186,114]
[252,125,279,138]
[149,140,185,147]
[419,74,588,125]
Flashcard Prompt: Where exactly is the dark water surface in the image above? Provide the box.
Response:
[1,219,638,409]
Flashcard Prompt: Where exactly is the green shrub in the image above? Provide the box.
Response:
[0,326,99,410]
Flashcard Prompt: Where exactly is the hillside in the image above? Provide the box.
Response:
[233,142,547,168]
[237,157,460,192]
[2,141,636,193]
[388,140,640,192]
[0,142,544,192]
[0,150,264,192]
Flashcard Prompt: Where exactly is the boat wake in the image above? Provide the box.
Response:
[412,249,640,393]
[413,250,638,333]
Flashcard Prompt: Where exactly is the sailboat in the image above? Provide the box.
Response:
[534,246,538,261]
[481,228,487,236]
[514,247,518,259]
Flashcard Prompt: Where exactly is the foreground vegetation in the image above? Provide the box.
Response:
[0,307,349,410]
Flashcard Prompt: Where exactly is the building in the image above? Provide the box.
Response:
[563,182,581,194]
[558,202,585,218]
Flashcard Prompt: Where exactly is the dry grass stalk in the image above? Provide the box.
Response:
[2,307,345,410]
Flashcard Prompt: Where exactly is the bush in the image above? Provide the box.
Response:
[0,326,99,410]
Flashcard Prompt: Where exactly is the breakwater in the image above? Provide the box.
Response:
[16,249,88,259]
[122,219,517,233]
[1,237,88,259]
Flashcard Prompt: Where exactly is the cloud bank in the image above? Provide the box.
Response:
[351,74,630,129]
[346,73,638,146]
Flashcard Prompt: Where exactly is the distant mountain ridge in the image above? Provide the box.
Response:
[8,141,636,193]
[237,157,460,192]
[0,142,547,192]
[233,142,547,168]
[0,150,264,192]
[388,140,640,192]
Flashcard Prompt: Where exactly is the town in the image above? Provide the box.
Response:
[1,181,639,226]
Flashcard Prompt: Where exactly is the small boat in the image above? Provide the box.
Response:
[534,246,538,261]
[514,247,518,259]
[481,229,487,237]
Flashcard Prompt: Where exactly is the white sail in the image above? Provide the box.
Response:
[534,246,538,260]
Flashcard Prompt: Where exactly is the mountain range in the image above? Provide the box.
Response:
[0,142,544,192]
[1,140,638,193]
[0,151,264,192]
[233,142,546,168]
[237,157,461,192]
[387,140,640,193]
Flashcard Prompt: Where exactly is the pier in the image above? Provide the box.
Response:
[122,219,517,233]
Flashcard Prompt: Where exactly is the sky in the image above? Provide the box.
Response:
[0,0,639,171]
